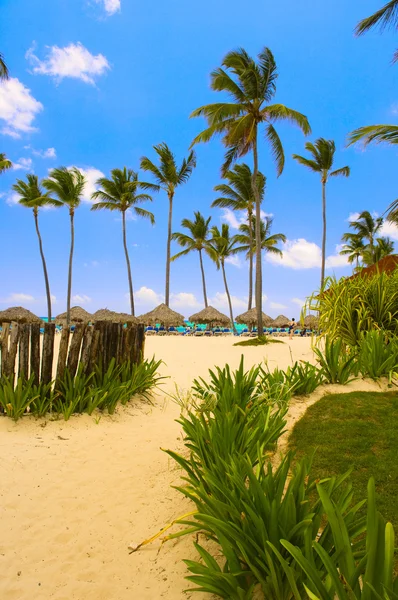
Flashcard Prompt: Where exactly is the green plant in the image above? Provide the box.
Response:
[358,330,398,380]
[234,336,284,347]
[286,361,324,395]
[120,357,165,402]
[56,365,95,418]
[0,375,38,421]
[31,380,58,418]
[314,336,358,384]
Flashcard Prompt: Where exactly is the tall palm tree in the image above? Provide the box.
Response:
[13,175,62,322]
[234,217,286,308]
[190,46,310,334]
[349,210,383,265]
[140,143,196,307]
[43,167,86,326]
[355,0,398,62]
[212,163,265,310]
[207,224,239,330]
[339,233,365,269]
[91,168,156,316]
[0,52,9,80]
[171,212,212,307]
[362,236,394,266]
[292,139,350,288]
[0,152,12,173]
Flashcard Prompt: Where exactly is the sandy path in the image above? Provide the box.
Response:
[0,336,346,599]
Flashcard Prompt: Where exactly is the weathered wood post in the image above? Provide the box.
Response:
[66,323,86,378]
[56,326,70,382]
[0,323,10,377]
[18,323,30,380]
[41,323,55,385]
[80,325,93,371]
[6,323,20,381]
[133,323,145,364]
[86,322,100,375]
[30,323,41,385]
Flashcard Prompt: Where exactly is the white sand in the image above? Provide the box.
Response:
[0,336,387,599]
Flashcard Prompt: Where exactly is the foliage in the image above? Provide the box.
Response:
[286,361,325,395]
[357,330,398,380]
[307,270,398,345]
[0,152,12,173]
[234,217,286,258]
[289,390,398,530]
[233,335,284,347]
[355,0,398,63]
[0,375,38,421]
[313,336,358,384]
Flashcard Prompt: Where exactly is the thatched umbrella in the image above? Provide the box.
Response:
[55,306,92,324]
[272,314,290,327]
[138,303,185,327]
[304,314,319,328]
[236,308,273,327]
[92,309,138,324]
[189,306,230,327]
[0,306,42,324]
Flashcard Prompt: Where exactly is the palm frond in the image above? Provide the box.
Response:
[265,104,311,135]
[140,156,166,186]
[210,68,246,102]
[91,202,121,212]
[265,124,285,176]
[347,124,398,147]
[134,207,155,224]
[355,0,398,35]
[0,52,9,80]
[170,248,192,262]
[0,152,12,172]
[292,154,320,173]
[330,166,350,178]
[178,150,197,184]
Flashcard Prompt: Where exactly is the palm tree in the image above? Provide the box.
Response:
[0,52,9,80]
[13,175,62,322]
[140,143,196,307]
[207,224,239,330]
[43,167,86,326]
[362,236,394,266]
[171,212,212,307]
[355,1,398,62]
[190,46,310,334]
[234,217,286,309]
[212,163,265,310]
[91,168,156,316]
[349,210,383,265]
[292,139,350,288]
[340,233,365,269]
[0,152,12,173]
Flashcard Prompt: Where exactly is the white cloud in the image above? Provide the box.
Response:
[347,212,360,222]
[391,103,398,116]
[269,301,288,309]
[380,220,398,241]
[72,294,92,304]
[0,77,43,137]
[84,260,100,268]
[266,238,349,270]
[221,208,273,230]
[170,292,200,309]
[32,147,56,159]
[135,287,164,307]
[6,192,21,206]
[0,292,35,304]
[93,0,121,15]
[13,157,33,171]
[210,292,247,310]
[26,42,110,85]
[226,255,242,268]
[292,297,305,308]
[74,167,104,202]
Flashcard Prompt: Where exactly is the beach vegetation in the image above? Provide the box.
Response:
[357,330,398,380]
[0,374,38,421]
[234,335,284,346]
[355,0,398,62]
[91,168,157,316]
[0,151,12,173]
[171,212,212,307]
[293,138,350,288]
[140,143,196,308]
[190,46,310,335]
[313,336,358,384]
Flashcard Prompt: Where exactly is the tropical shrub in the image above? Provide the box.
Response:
[286,361,325,395]
[0,374,38,421]
[314,336,358,384]
[357,330,398,380]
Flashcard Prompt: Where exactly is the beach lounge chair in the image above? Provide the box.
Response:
[240,328,250,337]
[223,328,233,335]
[213,327,223,336]
[145,326,156,335]
[194,328,205,336]
[204,329,213,336]
[167,326,179,335]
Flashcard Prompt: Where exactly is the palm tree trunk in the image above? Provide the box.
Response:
[248,210,254,310]
[66,210,75,327]
[34,209,52,323]
[165,192,173,306]
[122,210,135,316]
[321,181,327,289]
[252,131,263,335]
[198,248,208,308]
[221,260,235,331]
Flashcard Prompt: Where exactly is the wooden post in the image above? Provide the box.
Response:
[129,325,137,363]
[66,323,85,378]
[56,326,70,382]
[18,323,30,380]
[87,323,100,375]
[110,322,119,366]
[41,323,55,385]
[133,324,145,364]
[0,323,10,377]
[80,325,93,371]
[30,323,41,386]
[5,322,19,380]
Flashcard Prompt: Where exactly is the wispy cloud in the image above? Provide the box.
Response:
[72,294,92,304]
[92,0,121,16]
[0,77,43,137]
[12,157,33,171]
[266,238,349,270]
[0,292,35,304]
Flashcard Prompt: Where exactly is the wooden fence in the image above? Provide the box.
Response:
[0,321,145,384]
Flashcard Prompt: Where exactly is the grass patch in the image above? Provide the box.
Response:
[234,335,284,347]
[289,391,398,528]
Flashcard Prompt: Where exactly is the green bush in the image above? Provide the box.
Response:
[286,361,325,395]
[358,330,398,380]
[314,336,358,384]
[0,374,38,421]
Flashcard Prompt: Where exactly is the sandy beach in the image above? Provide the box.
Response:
[0,336,388,600]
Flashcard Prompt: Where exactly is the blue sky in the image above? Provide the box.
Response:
[1,0,398,318]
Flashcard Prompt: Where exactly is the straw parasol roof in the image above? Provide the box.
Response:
[304,314,319,328]
[92,309,138,324]
[55,306,92,324]
[272,314,290,327]
[0,306,42,324]
[138,303,185,327]
[189,306,230,326]
[235,307,273,327]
